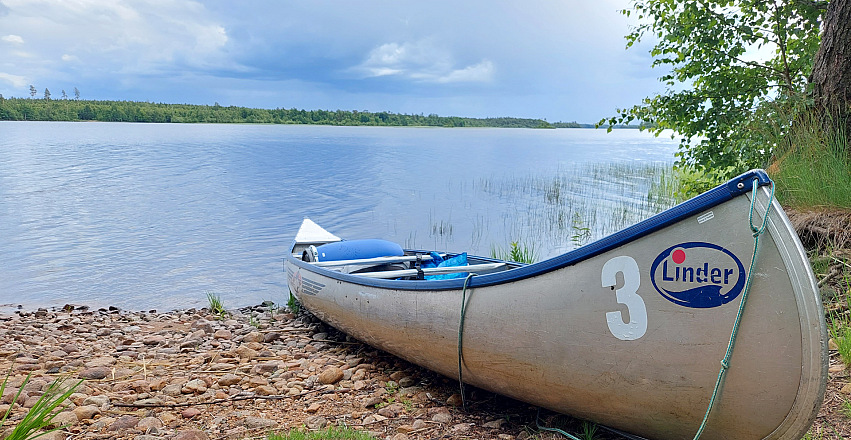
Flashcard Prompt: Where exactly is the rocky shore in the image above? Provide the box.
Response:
[2,302,849,440]
[0,303,614,440]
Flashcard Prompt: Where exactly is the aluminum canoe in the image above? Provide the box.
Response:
[284,169,827,440]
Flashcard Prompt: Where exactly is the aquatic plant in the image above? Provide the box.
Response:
[205,291,227,319]
[491,240,538,264]
[570,212,591,248]
[477,161,679,258]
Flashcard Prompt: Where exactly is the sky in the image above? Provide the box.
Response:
[0,0,665,123]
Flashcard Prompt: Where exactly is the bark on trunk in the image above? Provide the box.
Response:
[810,0,851,138]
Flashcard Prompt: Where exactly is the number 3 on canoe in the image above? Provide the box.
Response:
[602,256,647,341]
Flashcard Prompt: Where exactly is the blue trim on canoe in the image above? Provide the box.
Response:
[286,169,772,291]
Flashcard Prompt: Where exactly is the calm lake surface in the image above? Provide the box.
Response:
[0,122,679,312]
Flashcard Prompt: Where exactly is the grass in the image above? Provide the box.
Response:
[205,291,228,319]
[802,430,825,440]
[287,292,301,314]
[249,314,260,328]
[768,106,851,210]
[828,303,851,368]
[825,265,851,368]
[490,240,538,264]
[267,426,378,440]
[570,212,591,248]
[842,400,851,419]
[1,368,81,440]
[579,421,599,440]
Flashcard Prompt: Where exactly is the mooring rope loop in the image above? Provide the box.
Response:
[692,177,774,440]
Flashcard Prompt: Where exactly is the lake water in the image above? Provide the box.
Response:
[0,122,679,312]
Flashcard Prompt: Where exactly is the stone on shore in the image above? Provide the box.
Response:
[318,366,344,385]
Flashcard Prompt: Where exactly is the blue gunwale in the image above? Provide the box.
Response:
[287,169,772,291]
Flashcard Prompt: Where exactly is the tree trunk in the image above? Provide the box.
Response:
[810,0,851,139]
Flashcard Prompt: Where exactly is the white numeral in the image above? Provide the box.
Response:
[602,256,647,341]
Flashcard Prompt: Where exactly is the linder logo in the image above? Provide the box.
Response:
[650,242,745,308]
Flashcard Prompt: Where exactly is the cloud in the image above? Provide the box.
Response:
[435,60,494,84]
[0,0,232,77]
[1,34,23,44]
[0,72,27,88]
[354,40,493,84]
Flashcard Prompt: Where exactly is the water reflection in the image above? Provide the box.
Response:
[0,122,678,311]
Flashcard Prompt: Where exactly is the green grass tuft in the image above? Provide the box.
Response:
[579,421,599,440]
[770,106,851,210]
[490,240,538,264]
[206,291,228,319]
[267,426,378,440]
[1,367,82,440]
[830,317,851,368]
[287,292,301,314]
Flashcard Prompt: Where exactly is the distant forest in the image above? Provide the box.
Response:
[0,95,634,129]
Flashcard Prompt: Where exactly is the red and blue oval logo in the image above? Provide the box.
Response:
[650,242,745,308]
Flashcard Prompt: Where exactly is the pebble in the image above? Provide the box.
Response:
[107,414,140,431]
[217,373,241,386]
[91,416,117,430]
[213,329,232,340]
[48,411,78,428]
[363,396,384,408]
[318,367,344,385]
[82,394,110,407]
[484,418,505,428]
[432,411,453,424]
[137,416,163,431]
[78,366,111,380]
[182,379,207,394]
[244,416,277,428]
[305,415,329,429]
[445,393,463,407]
[181,407,202,419]
[829,338,839,351]
[73,405,101,420]
[172,430,210,440]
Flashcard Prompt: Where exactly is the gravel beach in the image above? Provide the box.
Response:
[0,303,620,440]
[2,302,848,440]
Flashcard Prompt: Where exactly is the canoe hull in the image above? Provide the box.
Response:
[285,181,827,440]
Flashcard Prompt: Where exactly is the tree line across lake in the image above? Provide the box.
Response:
[0,96,603,128]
